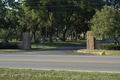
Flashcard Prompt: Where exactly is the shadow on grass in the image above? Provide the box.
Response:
[0,40,86,52]
[33,40,86,47]
[31,43,86,52]
[31,40,86,50]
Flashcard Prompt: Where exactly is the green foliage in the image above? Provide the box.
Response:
[0,28,16,39]
[91,5,120,38]
[0,21,21,40]
[0,0,7,29]
[100,44,120,50]
[6,9,19,28]
[0,0,104,42]
[0,1,22,40]
[68,0,104,40]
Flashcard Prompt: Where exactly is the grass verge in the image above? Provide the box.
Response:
[32,40,86,49]
[77,49,120,56]
[0,68,120,80]
[0,40,86,52]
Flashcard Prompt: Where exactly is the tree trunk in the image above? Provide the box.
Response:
[49,32,53,43]
[63,31,66,41]
[83,32,86,40]
[112,35,119,45]
[72,31,74,40]
[46,26,48,38]
[56,30,58,37]
[75,33,77,40]
[58,30,60,39]
[32,30,36,43]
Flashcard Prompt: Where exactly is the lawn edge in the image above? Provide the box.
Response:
[76,50,106,55]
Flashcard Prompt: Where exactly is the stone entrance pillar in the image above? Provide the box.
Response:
[87,31,96,50]
[23,33,31,49]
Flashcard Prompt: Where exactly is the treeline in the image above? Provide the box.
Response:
[0,0,118,43]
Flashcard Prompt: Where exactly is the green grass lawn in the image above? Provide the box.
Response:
[0,40,86,52]
[77,49,120,56]
[32,40,86,49]
[0,68,120,80]
[1,40,120,56]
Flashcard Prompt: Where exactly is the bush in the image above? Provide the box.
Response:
[0,43,19,49]
[100,44,120,50]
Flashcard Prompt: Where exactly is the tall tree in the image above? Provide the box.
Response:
[45,0,65,42]
[0,0,6,29]
[60,0,103,41]
[90,5,120,45]
[0,0,22,41]
[19,0,47,42]
[20,0,104,42]
[0,0,9,42]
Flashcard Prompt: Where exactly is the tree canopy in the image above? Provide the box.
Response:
[90,5,120,44]
[0,0,107,43]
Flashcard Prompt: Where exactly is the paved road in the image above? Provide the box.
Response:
[0,45,120,72]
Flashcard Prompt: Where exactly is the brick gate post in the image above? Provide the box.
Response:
[23,33,31,49]
[87,31,96,50]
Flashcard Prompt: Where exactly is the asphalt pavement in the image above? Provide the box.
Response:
[0,44,120,73]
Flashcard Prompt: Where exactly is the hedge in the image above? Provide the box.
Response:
[0,43,19,49]
[100,44,120,50]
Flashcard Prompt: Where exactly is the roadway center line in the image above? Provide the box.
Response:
[0,59,120,63]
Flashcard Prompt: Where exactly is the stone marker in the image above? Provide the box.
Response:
[87,31,96,50]
[22,33,31,49]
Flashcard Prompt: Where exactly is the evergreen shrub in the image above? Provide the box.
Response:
[100,44,120,50]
